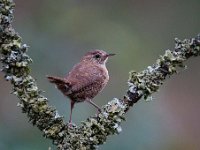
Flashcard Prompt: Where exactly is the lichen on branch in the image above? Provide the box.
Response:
[0,0,200,150]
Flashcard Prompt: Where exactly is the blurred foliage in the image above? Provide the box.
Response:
[0,0,200,149]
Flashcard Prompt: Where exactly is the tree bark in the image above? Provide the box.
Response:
[0,0,200,149]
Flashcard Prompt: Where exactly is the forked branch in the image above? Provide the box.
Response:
[0,0,200,149]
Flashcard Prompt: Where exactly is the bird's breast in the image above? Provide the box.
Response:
[66,64,109,102]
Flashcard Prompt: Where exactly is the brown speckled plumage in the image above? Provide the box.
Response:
[47,50,115,124]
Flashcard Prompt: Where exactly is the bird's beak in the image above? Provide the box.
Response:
[106,53,116,57]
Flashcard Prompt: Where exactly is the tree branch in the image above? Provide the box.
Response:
[0,0,200,149]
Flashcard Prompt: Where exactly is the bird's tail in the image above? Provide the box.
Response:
[47,75,66,84]
[47,75,71,92]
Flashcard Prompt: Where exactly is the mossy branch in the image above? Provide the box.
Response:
[0,0,200,150]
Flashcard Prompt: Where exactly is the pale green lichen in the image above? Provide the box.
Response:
[127,34,200,103]
[0,0,66,146]
[60,98,126,150]
[1,0,200,150]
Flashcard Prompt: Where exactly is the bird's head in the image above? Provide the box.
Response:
[82,50,115,65]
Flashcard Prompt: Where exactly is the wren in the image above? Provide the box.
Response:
[47,50,115,124]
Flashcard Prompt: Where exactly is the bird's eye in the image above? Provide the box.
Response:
[94,54,101,59]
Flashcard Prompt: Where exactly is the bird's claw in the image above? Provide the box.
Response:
[68,122,76,128]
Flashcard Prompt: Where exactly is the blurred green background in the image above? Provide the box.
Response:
[0,0,200,149]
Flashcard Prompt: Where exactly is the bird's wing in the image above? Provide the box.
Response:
[65,62,105,94]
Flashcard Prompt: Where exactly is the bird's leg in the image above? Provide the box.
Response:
[69,100,75,125]
[86,99,101,113]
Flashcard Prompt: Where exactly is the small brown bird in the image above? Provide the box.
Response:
[47,50,115,124]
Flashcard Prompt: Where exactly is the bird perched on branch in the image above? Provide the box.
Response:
[47,50,115,124]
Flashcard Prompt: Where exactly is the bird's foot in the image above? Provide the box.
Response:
[96,108,102,115]
[68,121,76,128]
